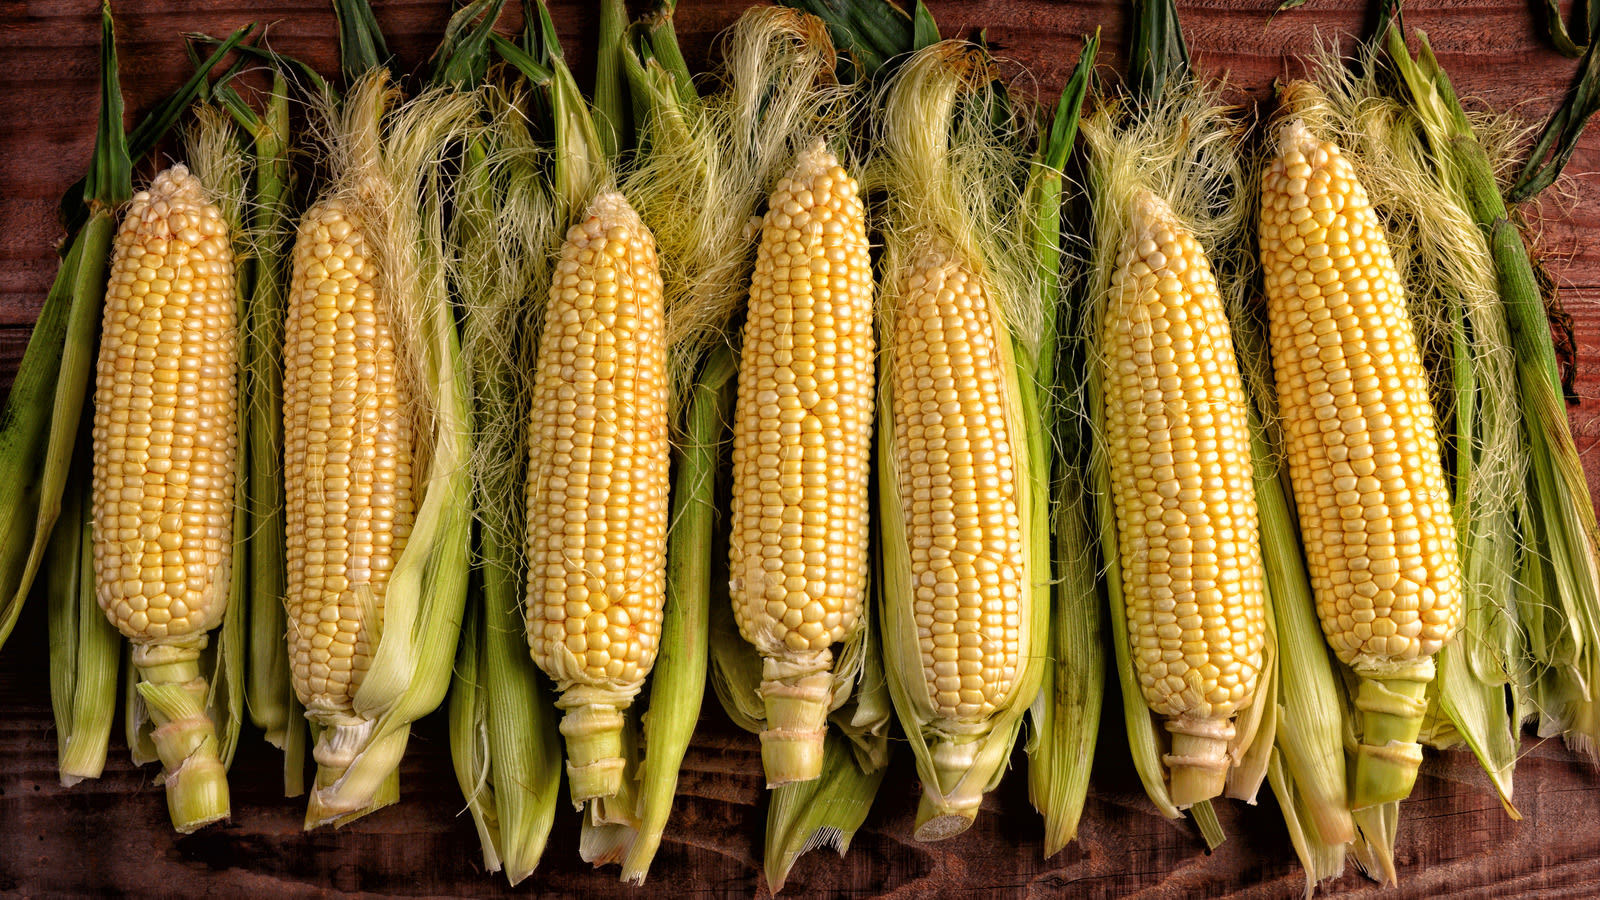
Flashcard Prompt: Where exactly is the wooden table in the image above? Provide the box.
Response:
[5,1,1600,896]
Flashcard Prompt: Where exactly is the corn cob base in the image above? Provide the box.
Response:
[1163,715,1236,808]
[554,684,637,804]
[756,653,834,787]
[1350,657,1433,809]
[131,640,230,833]
[305,718,408,828]
[914,733,981,840]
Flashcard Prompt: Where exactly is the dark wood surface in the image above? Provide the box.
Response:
[4,1,1600,897]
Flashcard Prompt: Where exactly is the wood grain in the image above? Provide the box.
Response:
[3,1,1600,897]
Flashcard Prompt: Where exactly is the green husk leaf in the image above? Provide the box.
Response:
[595,0,632,157]
[430,0,511,90]
[47,411,118,786]
[1267,749,1348,898]
[619,347,737,884]
[0,1,131,652]
[1129,0,1190,106]
[1350,802,1400,887]
[448,98,563,881]
[1515,1,1600,195]
[765,730,890,893]
[1025,31,1102,858]
[332,0,393,84]
[237,71,302,774]
[777,0,917,80]
[84,1,130,210]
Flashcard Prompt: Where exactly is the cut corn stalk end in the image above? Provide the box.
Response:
[305,720,406,828]
[758,654,833,786]
[134,641,231,833]
[1165,717,1237,809]
[1349,658,1432,809]
[554,686,632,805]
[912,731,986,841]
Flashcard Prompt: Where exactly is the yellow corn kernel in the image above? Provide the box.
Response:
[1101,190,1265,807]
[92,162,238,832]
[525,191,668,804]
[1261,119,1461,808]
[282,198,414,724]
[728,140,875,786]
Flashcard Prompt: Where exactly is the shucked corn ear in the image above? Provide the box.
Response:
[728,140,875,786]
[891,239,1027,723]
[283,198,412,732]
[92,163,238,832]
[881,235,1035,840]
[1101,190,1266,808]
[874,40,1049,843]
[525,191,669,804]
[1260,120,1462,808]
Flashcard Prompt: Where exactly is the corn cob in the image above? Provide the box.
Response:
[282,196,414,814]
[1101,190,1266,807]
[525,191,669,804]
[728,140,875,786]
[92,163,237,832]
[892,242,1025,724]
[1260,120,1462,808]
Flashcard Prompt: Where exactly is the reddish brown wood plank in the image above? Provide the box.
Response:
[4,1,1600,897]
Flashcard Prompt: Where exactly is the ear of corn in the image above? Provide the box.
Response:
[283,193,412,776]
[1260,119,1462,810]
[445,75,566,881]
[524,190,669,804]
[284,72,477,828]
[727,139,875,786]
[1282,47,1529,821]
[874,41,1051,843]
[878,237,1039,840]
[1100,190,1267,807]
[2,12,254,660]
[92,162,239,832]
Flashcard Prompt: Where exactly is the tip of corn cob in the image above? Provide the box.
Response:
[1275,119,1321,165]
